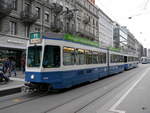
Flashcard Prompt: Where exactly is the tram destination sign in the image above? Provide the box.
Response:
[30,32,42,44]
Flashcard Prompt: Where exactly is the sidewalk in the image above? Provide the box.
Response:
[0,71,24,97]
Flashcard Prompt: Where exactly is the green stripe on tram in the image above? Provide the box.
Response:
[108,46,121,52]
[64,34,99,47]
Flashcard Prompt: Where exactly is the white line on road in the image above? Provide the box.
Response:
[109,68,150,113]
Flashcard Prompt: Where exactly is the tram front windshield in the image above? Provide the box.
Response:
[43,45,60,68]
[27,46,42,67]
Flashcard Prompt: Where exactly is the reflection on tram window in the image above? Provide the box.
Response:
[85,50,92,64]
[43,45,60,68]
[98,52,106,64]
[92,51,99,64]
[63,47,75,65]
[76,49,85,65]
[128,57,138,62]
[27,46,42,67]
[111,54,124,63]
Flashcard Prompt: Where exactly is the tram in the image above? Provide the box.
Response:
[141,57,150,64]
[24,32,139,91]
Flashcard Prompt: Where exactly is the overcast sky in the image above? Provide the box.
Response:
[96,0,150,48]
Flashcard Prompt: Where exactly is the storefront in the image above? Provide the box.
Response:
[0,33,28,70]
[0,48,25,70]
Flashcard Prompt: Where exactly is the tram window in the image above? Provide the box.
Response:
[63,47,75,65]
[111,54,114,63]
[43,45,60,68]
[98,53,102,63]
[111,54,120,63]
[128,57,132,62]
[76,49,85,65]
[124,56,127,63]
[119,55,124,62]
[92,51,98,64]
[102,53,106,63]
[98,52,106,64]
[27,46,42,67]
[85,50,92,64]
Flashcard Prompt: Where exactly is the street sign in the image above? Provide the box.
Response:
[30,32,42,44]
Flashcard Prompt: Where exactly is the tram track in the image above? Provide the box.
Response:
[41,67,144,113]
[0,65,147,113]
[74,66,149,113]
[0,92,50,110]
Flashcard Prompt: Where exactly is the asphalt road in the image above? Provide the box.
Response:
[0,64,150,113]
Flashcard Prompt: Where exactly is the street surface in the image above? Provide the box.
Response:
[0,64,150,113]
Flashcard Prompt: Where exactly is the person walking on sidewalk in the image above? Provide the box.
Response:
[21,57,25,73]
[3,58,9,74]
[11,58,17,77]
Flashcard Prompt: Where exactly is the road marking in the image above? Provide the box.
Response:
[109,68,150,113]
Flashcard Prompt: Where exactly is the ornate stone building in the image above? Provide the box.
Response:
[0,0,99,69]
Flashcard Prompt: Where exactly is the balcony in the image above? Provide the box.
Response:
[50,2,63,14]
[83,16,90,24]
[20,9,38,25]
[0,0,13,18]
[51,22,62,33]
[77,28,96,41]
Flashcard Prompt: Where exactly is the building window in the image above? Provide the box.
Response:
[35,7,41,19]
[12,0,17,10]
[10,21,17,35]
[35,27,41,32]
[24,3,30,11]
[25,26,30,37]
[45,12,49,22]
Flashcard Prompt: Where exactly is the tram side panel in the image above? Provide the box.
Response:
[108,51,125,75]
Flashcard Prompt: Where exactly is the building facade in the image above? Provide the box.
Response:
[147,49,150,57]
[143,48,147,57]
[127,31,136,55]
[0,0,99,69]
[75,0,99,42]
[88,0,95,4]
[113,23,128,53]
[98,9,113,48]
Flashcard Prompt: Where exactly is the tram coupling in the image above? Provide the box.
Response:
[22,83,39,93]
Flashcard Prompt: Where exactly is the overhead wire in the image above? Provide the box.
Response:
[144,0,150,9]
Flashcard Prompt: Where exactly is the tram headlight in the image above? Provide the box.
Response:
[31,75,35,79]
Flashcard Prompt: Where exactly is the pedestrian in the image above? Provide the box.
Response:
[7,58,12,77]
[11,58,17,77]
[2,58,8,74]
[0,71,9,82]
[21,57,25,73]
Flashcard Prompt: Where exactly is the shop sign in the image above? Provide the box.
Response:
[30,32,42,44]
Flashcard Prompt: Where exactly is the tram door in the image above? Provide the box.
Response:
[124,56,127,63]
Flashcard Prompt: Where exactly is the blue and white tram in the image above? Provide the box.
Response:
[141,57,150,64]
[25,37,109,90]
[124,55,139,70]
[25,35,138,91]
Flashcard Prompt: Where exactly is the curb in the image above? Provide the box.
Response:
[0,85,23,97]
